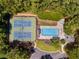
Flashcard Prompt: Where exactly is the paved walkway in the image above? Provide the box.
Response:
[61,42,69,53]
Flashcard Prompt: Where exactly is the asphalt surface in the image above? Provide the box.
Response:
[30,48,68,59]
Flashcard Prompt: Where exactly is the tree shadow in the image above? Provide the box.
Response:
[9,40,35,54]
[2,12,13,44]
[0,57,7,59]
[0,12,15,55]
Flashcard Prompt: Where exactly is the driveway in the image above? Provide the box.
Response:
[64,34,75,42]
[30,48,68,59]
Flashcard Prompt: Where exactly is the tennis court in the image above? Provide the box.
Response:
[10,16,36,42]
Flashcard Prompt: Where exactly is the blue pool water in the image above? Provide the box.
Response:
[41,28,59,37]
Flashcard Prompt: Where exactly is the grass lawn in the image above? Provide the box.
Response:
[36,40,61,52]
[37,11,63,21]
[0,52,6,58]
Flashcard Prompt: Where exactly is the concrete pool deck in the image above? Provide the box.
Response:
[38,19,65,40]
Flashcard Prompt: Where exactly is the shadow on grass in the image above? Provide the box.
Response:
[0,57,7,59]
[9,40,35,54]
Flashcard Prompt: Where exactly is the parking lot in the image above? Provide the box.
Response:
[30,48,68,59]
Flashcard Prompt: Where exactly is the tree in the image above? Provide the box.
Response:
[65,29,79,59]
[6,48,29,59]
[0,0,79,59]
[63,0,79,35]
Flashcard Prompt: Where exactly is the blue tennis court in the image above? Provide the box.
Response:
[10,16,36,41]
[14,20,32,27]
[14,32,31,39]
[41,27,59,37]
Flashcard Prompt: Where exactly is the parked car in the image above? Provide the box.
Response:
[41,54,53,59]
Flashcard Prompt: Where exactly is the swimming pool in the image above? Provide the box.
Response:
[41,27,59,37]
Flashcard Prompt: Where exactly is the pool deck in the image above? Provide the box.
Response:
[38,19,65,40]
